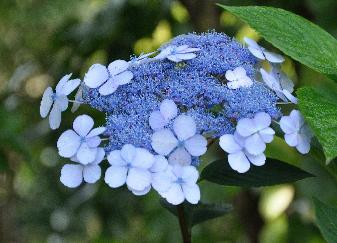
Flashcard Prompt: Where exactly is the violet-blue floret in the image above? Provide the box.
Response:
[82,32,280,153]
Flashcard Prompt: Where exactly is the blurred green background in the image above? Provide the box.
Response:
[0,0,336,242]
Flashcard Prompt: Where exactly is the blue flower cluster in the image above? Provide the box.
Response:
[82,32,280,152]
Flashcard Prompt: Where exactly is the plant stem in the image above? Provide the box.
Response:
[176,204,191,243]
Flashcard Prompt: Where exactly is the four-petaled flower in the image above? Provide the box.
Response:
[104,144,155,195]
[149,99,178,130]
[57,114,106,164]
[84,60,133,96]
[236,112,275,155]
[225,67,253,89]
[155,45,200,62]
[40,74,80,129]
[159,165,200,205]
[244,37,285,63]
[220,133,266,173]
[260,68,297,104]
[280,110,313,154]
[151,115,207,166]
[60,148,105,188]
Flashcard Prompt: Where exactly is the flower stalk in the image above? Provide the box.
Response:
[177,204,191,243]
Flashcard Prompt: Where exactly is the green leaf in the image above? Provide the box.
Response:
[297,86,337,163]
[200,158,313,187]
[160,200,232,227]
[265,136,305,165]
[218,5,337,80]
[314,198,337,243]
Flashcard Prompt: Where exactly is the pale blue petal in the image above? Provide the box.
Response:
[55,95,68,112]
[173,115,196,141]
[84,64,108,88]
[86,136,101,148]
[246,152,266,166]
[56,73,72,94]
[236,118,256,137]
[120,144,137,163]
[98,78,119,96]
[259,127,275,143]
[114,71,133,85]
[162,183,184,205]
[73,114,94,137]
[152,171,172,192]
[244,133,266,155]
[182,184,200,204]
[132,148,155,169]
[285,133,298,147]
[253,112,271,130]
[87,127,106,137]
[104,166,127,188]
[49,104,62,130]
[107,150,127,166]
[126,168,152,191]
[184,135,207,156]
[150,155,168,173]
[57,130,81,157]
[160,99,178,121]
[149,111,167,130]
[40,87,53,118]
[108,60,129,76]
[264,51,285,63]
[219,134,242,153]
[151,129,178,155]
[181,165,199,185]
[280,116,297,134]
[83,164,101,183]
[61,78,81,95]
[129,185,151,196]
[168,147,191,166]
[60,164,83,188]
[76,143,97,165]
[228,151,250,173]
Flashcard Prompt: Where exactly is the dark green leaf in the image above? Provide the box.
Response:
[314,198,337,243]
[297,86,337,163]
[218,5,337,80]
[160,200,232,227]
[200,158,313,187]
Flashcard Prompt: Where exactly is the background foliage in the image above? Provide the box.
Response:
[0,0,336,242]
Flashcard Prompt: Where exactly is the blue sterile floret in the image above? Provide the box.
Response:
[82,32,280,152]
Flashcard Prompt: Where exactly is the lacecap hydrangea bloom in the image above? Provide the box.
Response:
[40,32,313,205]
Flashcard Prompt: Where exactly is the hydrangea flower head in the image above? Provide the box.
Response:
[40,74,80,129]
[40,31,311,205]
